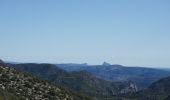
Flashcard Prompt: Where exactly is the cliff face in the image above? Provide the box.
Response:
[120,81,138,94]
[0,63,91,100]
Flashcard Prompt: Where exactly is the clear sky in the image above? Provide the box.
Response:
[0,0,170,67]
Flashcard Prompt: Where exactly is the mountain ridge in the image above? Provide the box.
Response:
[9,63,138,100]
[57,63,170,89]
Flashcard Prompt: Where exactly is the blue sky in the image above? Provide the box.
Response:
[0,0,170,67]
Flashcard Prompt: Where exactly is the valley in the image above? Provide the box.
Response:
[1,60,169,100]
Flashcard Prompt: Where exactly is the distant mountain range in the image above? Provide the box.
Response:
[57,63,170,89]
[1,59,170,100]
[9,63,138,100]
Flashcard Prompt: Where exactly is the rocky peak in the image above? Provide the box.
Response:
[102,62,111,66]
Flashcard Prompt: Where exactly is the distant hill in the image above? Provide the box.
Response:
[149,76,170,95]
[9,63,138,100]
[57,63,170,89]
[0,60,91,100]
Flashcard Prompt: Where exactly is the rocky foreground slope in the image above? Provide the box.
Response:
[0,60,91,100]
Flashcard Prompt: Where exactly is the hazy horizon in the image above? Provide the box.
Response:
[0,0,170,67]
[2,58,169,68]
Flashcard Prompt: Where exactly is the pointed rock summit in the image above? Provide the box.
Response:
[102,62,111,66]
